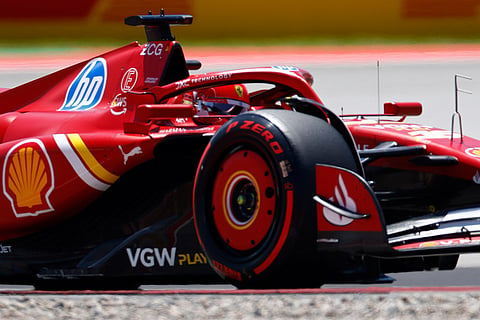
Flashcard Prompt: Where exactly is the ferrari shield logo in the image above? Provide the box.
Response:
[235,84,244,97]
[3,139,55,217]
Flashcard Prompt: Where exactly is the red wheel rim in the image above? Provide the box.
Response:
[212,150,276,251]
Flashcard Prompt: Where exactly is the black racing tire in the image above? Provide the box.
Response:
[193,109,360,288]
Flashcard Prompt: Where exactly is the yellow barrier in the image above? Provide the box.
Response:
[0,0,479,43]
[190,0,480,38]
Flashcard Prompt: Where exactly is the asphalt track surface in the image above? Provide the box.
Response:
[1,44,480,295]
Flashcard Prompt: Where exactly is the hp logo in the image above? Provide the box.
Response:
[59,58,107,111]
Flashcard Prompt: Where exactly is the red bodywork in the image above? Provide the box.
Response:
[313,102,480,257]
[0,40,320,241]
[348,118,480,181]
[2,14,480,288]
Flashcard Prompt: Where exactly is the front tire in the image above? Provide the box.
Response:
[194,110,359,288]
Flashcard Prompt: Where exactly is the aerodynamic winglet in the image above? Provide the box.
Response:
[125,11,193,41]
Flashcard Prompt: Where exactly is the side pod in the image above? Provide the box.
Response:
[314,164,390,254]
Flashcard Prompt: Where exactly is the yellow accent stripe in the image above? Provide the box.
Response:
[67,133,119,184]
[222,171,260,231]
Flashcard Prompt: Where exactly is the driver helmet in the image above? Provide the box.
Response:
[186,84,250,115]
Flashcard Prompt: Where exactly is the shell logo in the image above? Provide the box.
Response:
[3,139,54,217]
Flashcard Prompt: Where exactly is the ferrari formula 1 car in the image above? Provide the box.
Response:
[0,12,479,289]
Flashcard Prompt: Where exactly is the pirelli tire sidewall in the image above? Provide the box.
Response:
[194,109,358,288]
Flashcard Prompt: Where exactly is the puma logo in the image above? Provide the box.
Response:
[118,145,143,165]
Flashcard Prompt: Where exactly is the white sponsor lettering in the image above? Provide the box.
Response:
[175,79,190,90]
[66,75,103,109]
[121,68,138,92]
[0,245,12,254]
[190,73,233,84]
[110,94,128,116]
[140,43,164,56]
[126,247,176,268]
[113,96,127,108]
[174,73,234,90]
[420,239,480,247]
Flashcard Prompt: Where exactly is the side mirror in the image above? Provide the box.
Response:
[384,102,422,116]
